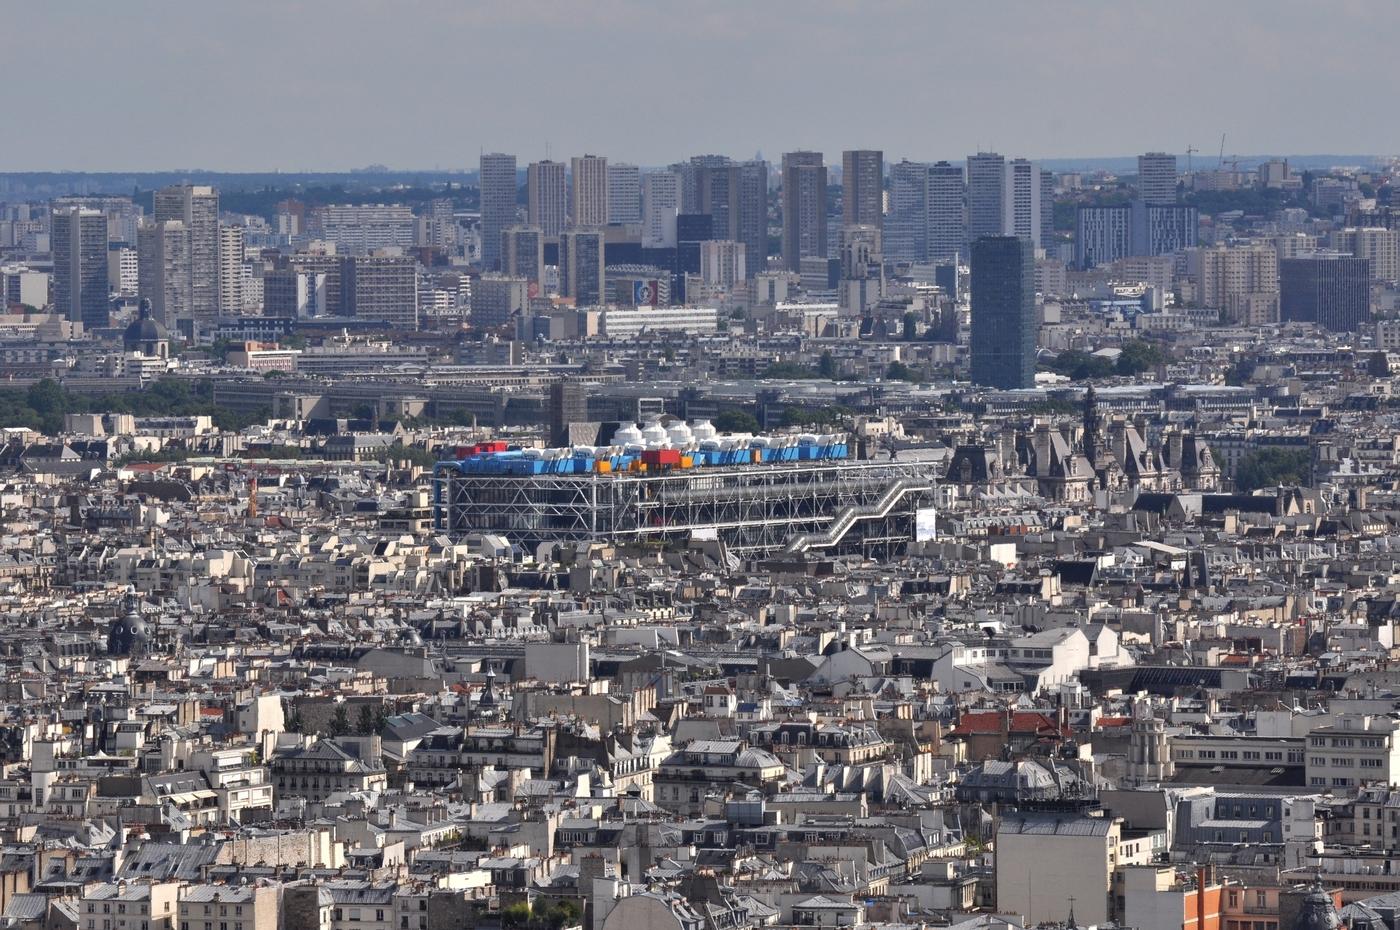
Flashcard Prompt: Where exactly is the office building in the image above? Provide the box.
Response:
[309,204,415,254]
[697,159,741,243]
[842,149,883,232]
[1138,152,1178,205]
[887,160,964,264]
[153,184,219,320]
[137,219,192,330]
[931,161,967,264]
[51,205,108,327]
[1002,159,1043,248]
[528,160,568,238]
[341,254,418,329]
[1075,202,1199,269]
[966,152,1006,244]
[218,224,244,318]
[1134,202,1197,258]
[263,267,327,318]
[560,228,605,306]
[502,226,545,292]
[781,151,827,271]
[1076,206,1133,271]
[699,240,746,291]
[1331,227,1400,285]
[970,236,1036,390]
[1280,252,1371,331]
[1040,169,1055,248]
[680,155,728,213]
[473,275,529,329]
[600,306,719,339]
[570,155,609,228]
[285,254,344,317]
[479,152,517,271]
[676,213,714,277]
[607,163,642,225]
[886,161,929,263]
[642,171,680,249]
[737,161,769,277]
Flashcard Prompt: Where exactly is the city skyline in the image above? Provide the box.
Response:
[8,0,1400,172]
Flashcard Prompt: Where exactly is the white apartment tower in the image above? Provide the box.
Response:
[607,163,642,225]
[1138,152,1178,205]
[1002,158,1043,248]
[217,224,244,317]
[642,171,680,249]
[152,184,218,321]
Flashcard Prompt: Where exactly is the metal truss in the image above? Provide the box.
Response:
[435,457,939,557]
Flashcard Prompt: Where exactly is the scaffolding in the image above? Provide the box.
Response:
[434,456,939,557]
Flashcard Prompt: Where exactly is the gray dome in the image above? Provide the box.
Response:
[1293,880,1341,930]
[123,299,167,350]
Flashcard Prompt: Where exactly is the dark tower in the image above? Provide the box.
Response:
[969,236,1036,389]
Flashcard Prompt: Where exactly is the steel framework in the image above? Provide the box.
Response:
[434,457,938,557]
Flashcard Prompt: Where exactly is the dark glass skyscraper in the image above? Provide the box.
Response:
[970,236,1036,389]
[1280,253,1371,331]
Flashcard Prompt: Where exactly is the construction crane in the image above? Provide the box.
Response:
[1185,145,1198,174]
[1218,133,1227,168]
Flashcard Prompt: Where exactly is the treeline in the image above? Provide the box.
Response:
[0,379,264,435]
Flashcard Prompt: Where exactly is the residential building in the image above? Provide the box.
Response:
[607,163,642,225]
[571,155,609,228]
[966,152,1006,244]
[153,184,219,320]
[781,151,827,271]
[560,228,605,306]
[137,219,192,331]
[842,149,884,232]
[51,205,108,327]
[1138,152,1179,205]
[502,226,545,292]
[641,170,680,249]
[341,255,418,329]
[528,160,568,238]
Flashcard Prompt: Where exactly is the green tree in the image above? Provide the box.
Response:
[328,705,350,737]
[1046,350,1115,381]
[885,361,922,383]
[26,379,68,433]
[714,409,760,433]
[1235,448,1311,492]
[902,311,918,342]
[760,361,818,379]
[817,350,837,379]
[501,904,532,929]
[356,704,376,735]
[1116,339,1164,376]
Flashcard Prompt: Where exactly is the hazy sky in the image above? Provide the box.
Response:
[7,0,1395,172]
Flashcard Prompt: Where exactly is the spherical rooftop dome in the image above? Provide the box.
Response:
[123,299,168,351]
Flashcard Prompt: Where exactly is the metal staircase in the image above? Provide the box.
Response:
[782,476,931,554]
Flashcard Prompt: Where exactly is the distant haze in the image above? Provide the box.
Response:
[9,0,1396,172]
